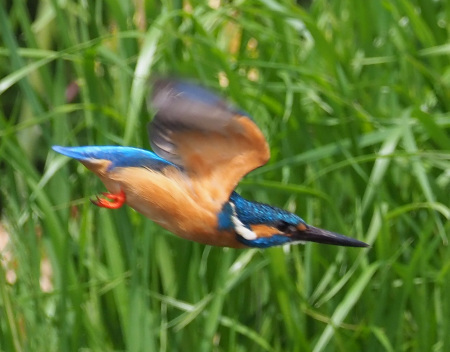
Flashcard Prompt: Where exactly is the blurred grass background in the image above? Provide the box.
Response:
[1,0,449,351]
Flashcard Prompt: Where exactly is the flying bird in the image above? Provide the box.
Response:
[53,78,368,249]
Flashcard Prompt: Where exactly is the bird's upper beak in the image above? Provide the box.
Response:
[294,225,369,248]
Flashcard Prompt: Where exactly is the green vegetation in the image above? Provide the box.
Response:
[1,0,449,351]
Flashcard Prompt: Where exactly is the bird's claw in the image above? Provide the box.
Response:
[91,189,126,209]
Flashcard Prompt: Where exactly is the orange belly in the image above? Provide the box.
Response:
[85,161,245,248]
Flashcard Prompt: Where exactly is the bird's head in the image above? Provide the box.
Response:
[218,192,368,248]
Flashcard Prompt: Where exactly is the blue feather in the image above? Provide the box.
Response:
[52,146,176,171]
[229,192,306,226]
[217,202,234,230]
[218,192,306,230]
[217,192,307,248]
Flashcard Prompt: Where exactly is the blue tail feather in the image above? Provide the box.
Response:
[52,146,176,171]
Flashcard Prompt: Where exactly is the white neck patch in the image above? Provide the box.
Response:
[229,203,257,240]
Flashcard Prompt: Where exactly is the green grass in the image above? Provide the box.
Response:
[1,0,449,351]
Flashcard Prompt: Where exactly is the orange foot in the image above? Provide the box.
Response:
[91,189,126,209]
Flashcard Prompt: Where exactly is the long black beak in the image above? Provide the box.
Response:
[294,225,369,248]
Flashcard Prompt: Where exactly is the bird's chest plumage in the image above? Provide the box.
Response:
[99,165,243,248]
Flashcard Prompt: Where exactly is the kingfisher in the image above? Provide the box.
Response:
[53,78,368,249]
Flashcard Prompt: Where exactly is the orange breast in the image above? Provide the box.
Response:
[83,160,245,248]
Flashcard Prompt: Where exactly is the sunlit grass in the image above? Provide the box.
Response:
[1,0,449,351]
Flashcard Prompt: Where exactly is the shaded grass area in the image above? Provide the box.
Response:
[1,0,449,351]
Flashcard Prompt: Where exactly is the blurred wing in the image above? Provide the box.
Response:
[148,78,270,202]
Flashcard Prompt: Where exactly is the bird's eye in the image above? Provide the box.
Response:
[276,221,297,234]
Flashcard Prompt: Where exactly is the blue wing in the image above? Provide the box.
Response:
[52,146,176,172]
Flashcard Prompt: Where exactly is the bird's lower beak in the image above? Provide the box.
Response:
[294,225,369,248]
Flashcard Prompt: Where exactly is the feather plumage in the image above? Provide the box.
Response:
[52,78,368,249]
[148,78,270,204]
